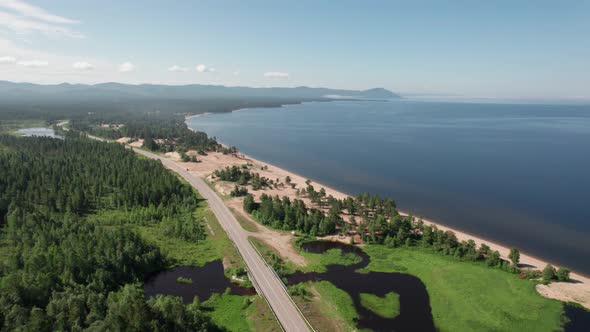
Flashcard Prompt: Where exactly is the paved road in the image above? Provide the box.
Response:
[133,148,310,332]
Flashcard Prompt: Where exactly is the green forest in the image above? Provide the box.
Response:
[0,134,219,331]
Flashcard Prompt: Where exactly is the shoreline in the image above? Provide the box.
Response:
[245,150,589,273]
[228,149,590,309]
[182,112,590,310]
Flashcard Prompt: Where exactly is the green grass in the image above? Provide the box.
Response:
[249,237,360,331]
[230,207,259,232]
[299,247,362,273]
[134,207,244,270]
[202,293,281,332]
[133,211,251,284]
[176,276,193,284]
[249,237,298,276]
[360,292,400,319]
[360,245,564,331]
[290,281,358,332]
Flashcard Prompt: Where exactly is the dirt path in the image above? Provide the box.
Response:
[227,198,307,267]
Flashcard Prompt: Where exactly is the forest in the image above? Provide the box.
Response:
[0,96,312,153]
[238,180,570,281]
[0,134,218,331]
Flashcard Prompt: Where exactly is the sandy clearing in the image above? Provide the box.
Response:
[226,198,307,267]
[164,151,182,161]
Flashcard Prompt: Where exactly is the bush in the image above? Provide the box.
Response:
[543,264,556,283]
[230,185,249,197]
[556,267,570,282]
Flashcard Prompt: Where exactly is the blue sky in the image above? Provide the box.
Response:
[0,0,589,100]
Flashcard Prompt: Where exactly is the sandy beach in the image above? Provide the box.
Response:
[122,132,590,310]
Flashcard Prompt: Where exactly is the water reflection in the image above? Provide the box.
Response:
[17,127,63,139]
[144,260,255,303]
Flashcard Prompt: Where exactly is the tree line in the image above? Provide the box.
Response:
[238,175,571,280]
[214,165,270,190]
[0,135,215,331]
[244,194,338,236]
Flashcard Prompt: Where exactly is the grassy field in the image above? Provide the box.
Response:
[133,207,242,268]
[203,293,281,332]
[299,246,362,273]
[230,207,260,232]
[360,292,400,319]
[296,281,359,332]
[360,245,564,331]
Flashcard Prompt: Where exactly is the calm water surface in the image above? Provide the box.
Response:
[188,100,590,275]
[144,260,255,303]
[17,127,62,139]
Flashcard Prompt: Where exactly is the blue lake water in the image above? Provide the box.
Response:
[188,100,590,275]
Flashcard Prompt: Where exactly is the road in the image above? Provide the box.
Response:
[133,148,310,332]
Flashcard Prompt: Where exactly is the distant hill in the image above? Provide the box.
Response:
[0,81,401,100]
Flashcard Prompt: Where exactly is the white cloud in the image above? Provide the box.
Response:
[195,64,216,73]
[72,61,94,70]
[0,0,79,24]
[0,55,16,64]
[0,11,84,38]
[264,71,289,78]
[168,65,188,72]
[118,62,135,72]
[0,38,112,83]
[16,59,48,67]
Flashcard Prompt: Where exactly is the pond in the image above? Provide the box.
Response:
[563,304,590,332]
[16,127,62,139]
[144,260,255,303]
[287,241,436,331]
[289,241,590,331]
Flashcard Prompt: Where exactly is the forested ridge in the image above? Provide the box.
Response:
[0,134,217,331]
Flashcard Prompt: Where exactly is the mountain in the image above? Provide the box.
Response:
[0,81,401,100]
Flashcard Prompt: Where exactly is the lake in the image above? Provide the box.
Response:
[188,99,590,275]
[17,127,62,139]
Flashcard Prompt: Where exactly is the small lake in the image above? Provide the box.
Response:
[144,260,255,303]
[287,241,435,331]
[16,127,62,139]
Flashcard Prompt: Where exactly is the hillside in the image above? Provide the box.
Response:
[0,81,401,100]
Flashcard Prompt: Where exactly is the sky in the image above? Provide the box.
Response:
[0,0,589,100]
